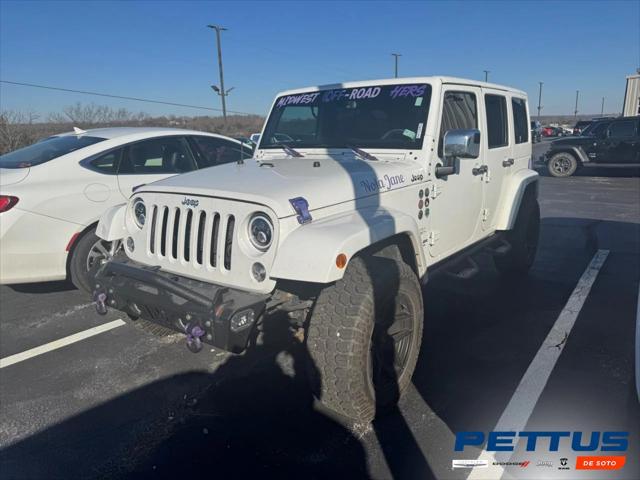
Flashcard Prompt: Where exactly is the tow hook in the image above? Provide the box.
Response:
[94,292,108,315]
[185,323,205,353]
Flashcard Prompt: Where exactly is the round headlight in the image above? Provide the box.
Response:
[248,213,273,251]
[132,198,146,228]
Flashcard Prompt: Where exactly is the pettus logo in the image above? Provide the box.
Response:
[181,197,199,208]
[452,459,488,469]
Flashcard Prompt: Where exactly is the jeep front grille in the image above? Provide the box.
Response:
[148,204,235,270]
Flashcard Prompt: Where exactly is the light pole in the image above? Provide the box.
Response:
[207,24,232,122]
[574,90,580,118]
[391,53,402,78]
[484,70,490,82]
[537,82,543,120]
[601,97,605,116]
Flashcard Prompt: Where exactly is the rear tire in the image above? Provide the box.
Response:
[547,152,578,177]
[306,253,423,423]
[495,194,540,276]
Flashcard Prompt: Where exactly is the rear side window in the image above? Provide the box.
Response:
[86,149,121,174]
[512,98,529,144]
[438,91,477,157]
[119,137,196,174]
[608,120,636,138]
[0,135,106,169]
[191,136,250,169]
[485,94,508,148]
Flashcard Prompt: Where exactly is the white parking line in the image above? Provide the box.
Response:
[468,249,610,480]
[0,319,126,369]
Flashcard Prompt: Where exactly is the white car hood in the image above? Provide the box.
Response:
[0,168,30,187]
[137,153,422,218]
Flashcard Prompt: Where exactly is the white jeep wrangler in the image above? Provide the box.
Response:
[93,77,539,422]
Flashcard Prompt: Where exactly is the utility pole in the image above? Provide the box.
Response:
[391,53,402,78]
[574,90,579,118]
[601,97,605,116]
[484,70,490,82]
[537,82,543,120]
[207,24,231,122]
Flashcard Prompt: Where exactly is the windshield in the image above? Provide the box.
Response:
[0,135,106,168]
[261,83,432,150]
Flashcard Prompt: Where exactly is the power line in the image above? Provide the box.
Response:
[0,80,254,115]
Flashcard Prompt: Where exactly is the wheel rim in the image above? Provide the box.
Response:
[551,156,572,175]
[86,239,121,271]
[370,291,416,404]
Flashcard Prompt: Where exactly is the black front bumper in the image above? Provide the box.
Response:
[91,258,269,353]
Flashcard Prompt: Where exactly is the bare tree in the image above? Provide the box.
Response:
[0,110,40,155]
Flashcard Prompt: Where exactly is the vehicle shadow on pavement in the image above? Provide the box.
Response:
[7,280,76,294]
[0,314,370,479]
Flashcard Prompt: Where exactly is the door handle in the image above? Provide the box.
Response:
[502,158,515,167]
[472,165,488,175]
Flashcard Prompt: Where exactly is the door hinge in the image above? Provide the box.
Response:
[430,184,441,199]
[484,169,491,183]
[482,208,489,221]
[427,230,440,246]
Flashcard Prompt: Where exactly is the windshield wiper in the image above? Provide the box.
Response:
[348,145,378,161]
[280,144,304,158]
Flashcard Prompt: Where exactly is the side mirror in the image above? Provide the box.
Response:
[443,129,481,158]
[436,129,481,178]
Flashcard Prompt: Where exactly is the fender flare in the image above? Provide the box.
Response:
[96,203,127,241]
[270,207,425,284]
[547,146,589,164]
[495,169,539,231]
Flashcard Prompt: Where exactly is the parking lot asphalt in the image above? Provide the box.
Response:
[0,138,638,479]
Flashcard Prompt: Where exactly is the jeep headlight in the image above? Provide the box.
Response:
[248,213,273,251]
[132,198,146,228]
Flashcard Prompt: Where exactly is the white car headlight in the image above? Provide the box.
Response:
[248,213,273,251]
[132,198,146,228]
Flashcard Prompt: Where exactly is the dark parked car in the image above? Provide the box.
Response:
[572,120,592,135]
[531,120,542,143]
[544,116,640,177]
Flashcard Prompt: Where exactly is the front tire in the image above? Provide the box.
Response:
[306,254,423,423]
[547,152,578,177]
[69,228,121,292]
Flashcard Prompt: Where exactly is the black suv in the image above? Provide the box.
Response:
[544,116,640,177]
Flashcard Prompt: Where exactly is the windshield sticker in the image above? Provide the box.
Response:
[360,174,406,193]
[389,84,427,99]
[275,84,429,108]
[416,122,424,139]
[402,129,416,140]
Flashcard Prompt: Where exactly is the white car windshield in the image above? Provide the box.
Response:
[0,135,106,168]
[261,83,431,150]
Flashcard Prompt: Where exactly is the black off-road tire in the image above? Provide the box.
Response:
[306,253,423,423]
[495,194,540,276]
[547,152,578,177]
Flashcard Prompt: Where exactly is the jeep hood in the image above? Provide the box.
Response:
[138,154,420,218]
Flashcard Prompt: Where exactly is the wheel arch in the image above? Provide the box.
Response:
[548,146,588,165]
[495,169,539,231]
[270,208,425,285]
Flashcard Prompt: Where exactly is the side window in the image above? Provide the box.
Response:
[191,136,249,169]
[608,120,636,138]
[485,94,508,148]
[438,91,477,157]
[119,137,196,174]
[511,98,529,144]
[86,149,121,174]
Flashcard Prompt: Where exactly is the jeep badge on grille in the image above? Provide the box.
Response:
[182,197,199,208]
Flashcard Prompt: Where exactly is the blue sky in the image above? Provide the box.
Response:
[1,0,638,118]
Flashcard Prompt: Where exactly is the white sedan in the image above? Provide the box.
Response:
[0,127,253,291]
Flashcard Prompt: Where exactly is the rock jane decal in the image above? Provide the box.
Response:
[360,174,405,193]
